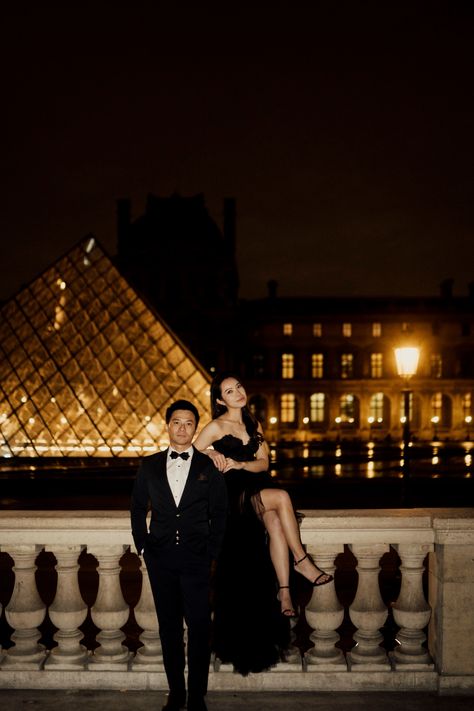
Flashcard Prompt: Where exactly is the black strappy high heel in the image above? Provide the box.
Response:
[277,585,297,617]
[294,554,334,586]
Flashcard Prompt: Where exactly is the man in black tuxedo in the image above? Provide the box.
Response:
[131,399,228,711]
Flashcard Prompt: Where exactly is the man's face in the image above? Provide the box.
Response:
[167,409,197,450]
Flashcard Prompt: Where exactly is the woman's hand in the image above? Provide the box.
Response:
[223,458,244,473]
[205,448,227,472]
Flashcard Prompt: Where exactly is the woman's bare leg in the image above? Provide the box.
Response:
[260,509,294,615]
[260,489,331,584]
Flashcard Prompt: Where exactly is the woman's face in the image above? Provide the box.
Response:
[218,377,247,410]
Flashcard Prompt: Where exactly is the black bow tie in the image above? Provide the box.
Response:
[170,450,190,460]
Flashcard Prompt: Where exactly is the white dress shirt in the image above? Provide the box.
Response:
[166,447,194,505]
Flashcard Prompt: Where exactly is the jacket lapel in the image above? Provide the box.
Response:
[179,447,203,506]
[155,450,177,507]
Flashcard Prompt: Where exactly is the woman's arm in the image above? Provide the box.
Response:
[193,421,227,471]
[222,423,269,473]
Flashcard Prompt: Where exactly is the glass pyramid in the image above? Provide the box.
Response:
[0,237,211,457]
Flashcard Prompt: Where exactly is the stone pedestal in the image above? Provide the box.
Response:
[429,517,474,690]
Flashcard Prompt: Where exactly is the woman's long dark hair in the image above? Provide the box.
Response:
[210,372,259,438]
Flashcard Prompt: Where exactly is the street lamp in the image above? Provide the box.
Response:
[431,415,440,441]
[394,346,420,493]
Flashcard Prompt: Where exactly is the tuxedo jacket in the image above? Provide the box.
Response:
[130,446,228,562]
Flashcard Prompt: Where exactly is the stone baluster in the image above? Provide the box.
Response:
[45,545,89,669]
[348,543,390,669]
[132,553,163,669]
[304,545,345,669]
[88,545,130,669]
[2,545,47,669]
[391,543,434,668]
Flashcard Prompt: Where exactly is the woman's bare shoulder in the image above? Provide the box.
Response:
[194,418,225,446]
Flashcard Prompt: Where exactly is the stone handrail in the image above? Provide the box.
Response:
[0,509,473,695]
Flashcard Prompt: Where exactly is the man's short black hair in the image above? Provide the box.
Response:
[165,399,200,425]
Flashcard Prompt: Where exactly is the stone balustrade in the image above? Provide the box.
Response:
[0,509,473,695]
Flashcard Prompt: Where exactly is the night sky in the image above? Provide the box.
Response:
[1,1,474,302]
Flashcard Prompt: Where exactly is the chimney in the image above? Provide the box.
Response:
[439,278,454,299]
[223,198,236,254]
[117,198,131,255]
[267,279,278,299]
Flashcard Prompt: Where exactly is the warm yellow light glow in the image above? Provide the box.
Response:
[431,416,440,424]
[394,346,420,378]
[335,416,342,424]
[465,415,472,424]
[368,416,374,424]
[302,416,309,424]
[269,416,278,425]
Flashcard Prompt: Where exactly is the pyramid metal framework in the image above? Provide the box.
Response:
[0,237,211,457]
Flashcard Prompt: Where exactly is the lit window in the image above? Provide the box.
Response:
[371,353,383,378]
[281,353,294,379]
[283,323,293,336]
[339,394,356,423]
[341,353,353,379]
[369,393,384,423]
[310,393,325,423]
[311,353,324,379]
[343,323,352,337]
[372,322,382,337]
[430,353,442,378]
[280,394,296,423]
[313,323,322,337]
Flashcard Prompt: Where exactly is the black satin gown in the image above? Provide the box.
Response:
[211,433,290,675]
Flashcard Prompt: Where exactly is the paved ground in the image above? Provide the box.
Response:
[0,690,473,710]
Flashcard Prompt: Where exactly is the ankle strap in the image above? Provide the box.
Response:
[294,554,308,566]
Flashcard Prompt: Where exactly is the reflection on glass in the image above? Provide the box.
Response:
[0,238,211,457]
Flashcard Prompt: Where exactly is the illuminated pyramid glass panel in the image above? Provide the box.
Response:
[0,237,211,457]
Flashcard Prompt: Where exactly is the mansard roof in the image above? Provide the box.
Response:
[0,237,211,458]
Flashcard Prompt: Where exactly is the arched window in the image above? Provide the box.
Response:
[310,393,326,423]
[339,394,357,425]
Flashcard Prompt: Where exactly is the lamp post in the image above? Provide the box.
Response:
[431,415,440,442]
[394,346,420,503]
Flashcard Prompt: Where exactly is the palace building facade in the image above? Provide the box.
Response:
[240,280,474,443]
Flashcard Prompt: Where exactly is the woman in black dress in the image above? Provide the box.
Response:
[194,373,332,675]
